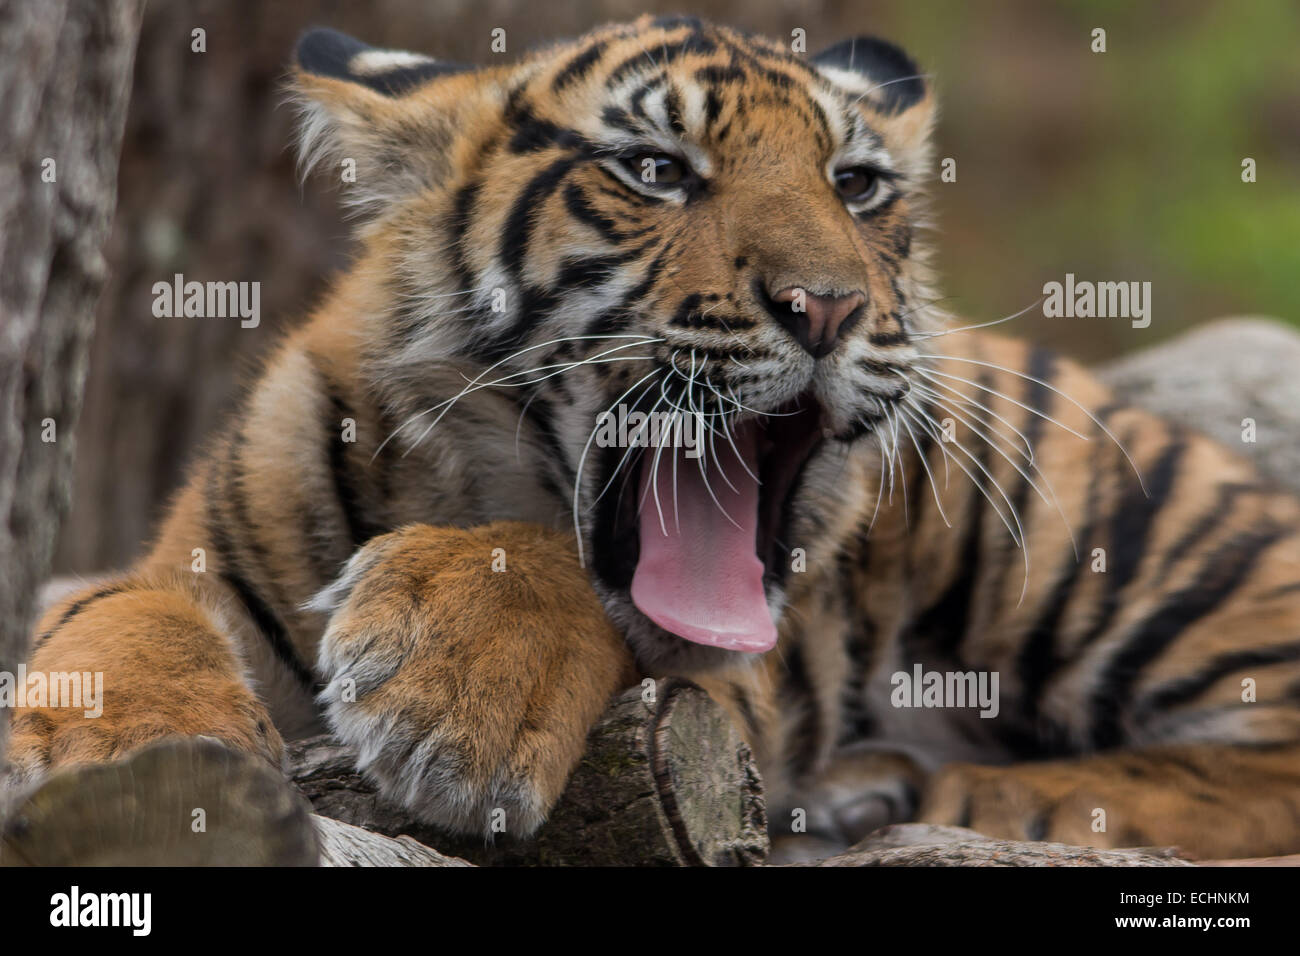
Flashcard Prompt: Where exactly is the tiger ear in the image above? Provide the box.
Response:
[296,27,471,96]
[291,28,480,213]
[813,36,934,160]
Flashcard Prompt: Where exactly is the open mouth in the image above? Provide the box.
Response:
[626,393,824,654]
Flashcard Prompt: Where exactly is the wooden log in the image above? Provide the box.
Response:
[312,815,469,867]
[0,737,318,866]
[791,824,1193,867]
[289,679,769,866]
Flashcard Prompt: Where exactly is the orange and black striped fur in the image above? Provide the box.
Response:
[14,17,1300,859]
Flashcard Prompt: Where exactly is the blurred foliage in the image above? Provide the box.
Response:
[882,0,1300,359]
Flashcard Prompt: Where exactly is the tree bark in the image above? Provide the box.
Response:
[0,0,143,766]
[797,824,1194,867]
[2,681,766,866]
[0,737,318,866]
[290,680,770,866]
[312,815,469,867]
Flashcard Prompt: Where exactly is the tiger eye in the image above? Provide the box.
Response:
[833,166,879,202]
[624,152,688,185]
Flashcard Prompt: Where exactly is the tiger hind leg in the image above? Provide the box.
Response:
[917,742,1300,859]
[7,571,283,781]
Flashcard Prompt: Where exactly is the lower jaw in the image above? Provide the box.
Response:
[622,610,779,671]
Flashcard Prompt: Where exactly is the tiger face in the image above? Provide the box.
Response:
[295,15,939,670]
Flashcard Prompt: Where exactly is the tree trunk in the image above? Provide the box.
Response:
[0,0,143,765]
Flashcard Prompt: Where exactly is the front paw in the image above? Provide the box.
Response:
[917,762,1122,848]
[311,521,636,838]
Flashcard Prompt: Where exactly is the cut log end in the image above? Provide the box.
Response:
[1,737,318,866]
[289,679,770,866]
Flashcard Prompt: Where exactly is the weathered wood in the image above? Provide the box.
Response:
[290,679,769,866]
[0,0,143,766]
[793,824,1193,867]
[1197,855,1300,867]
[0,737,318,866]
[313,814,470,867]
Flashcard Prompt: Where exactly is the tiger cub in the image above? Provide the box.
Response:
[14,16,1300,861]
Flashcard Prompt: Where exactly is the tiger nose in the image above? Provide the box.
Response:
[770,287,866,358]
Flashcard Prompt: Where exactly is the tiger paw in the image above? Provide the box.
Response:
[917,761,1126,848]
[8,579,284,782]
[311,521,636,837]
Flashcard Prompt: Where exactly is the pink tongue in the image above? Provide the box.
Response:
[630,421,777,653]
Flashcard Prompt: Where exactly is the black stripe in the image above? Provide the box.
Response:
[472,155,582,363]
[584,241,671,337]
[205,446,316,692]
[223,429,293,610]
[902,417,933,531]
[904,362,996,661]
[552,40,607,92]
[594,181,653,208]
[702,84,728,136]
[867,330,909,347]
[782,641,821,778]
[663,85,686,137]
[605,33,716,88]
[1156,481,1262,578]
[30,585,125,655]
[997,346,1055,601]
[217,570,317,691]
[589,378,664,591]
[321,377,387,552]
[1261,580,1300,601]
[599,105,642,137]
[1076,433,1184,648]
[448,179,484,292]
[519,393,575,492]
[1015,410,1113,744]
[1089,525,1285,749]
[1006,348,1055,521]
[858,358,908,378]
[838,542,878,745]
[499,154,580,283]
[695,64,747,85]
[716,35,797,92]
[503,92,588,154]
[807,96,833,152]
[627,75,666,121]
[554,247,643,291]
[1141,640,1300,713]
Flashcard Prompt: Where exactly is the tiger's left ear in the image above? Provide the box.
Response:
[291,28,486,213]
[813,36,934,163]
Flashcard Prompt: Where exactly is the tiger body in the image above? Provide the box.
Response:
[14,16,1300,861]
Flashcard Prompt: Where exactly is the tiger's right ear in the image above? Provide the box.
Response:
[291,28,480,213]
[296,28,470,96]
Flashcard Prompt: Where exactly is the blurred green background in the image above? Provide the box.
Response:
[56,0,1300,573]
[901,0,1300,359]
